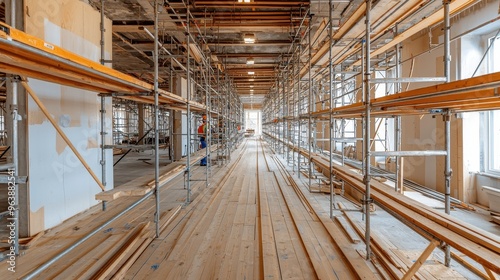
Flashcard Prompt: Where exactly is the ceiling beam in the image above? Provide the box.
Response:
[207,41,291,46]
[193,1,309,8]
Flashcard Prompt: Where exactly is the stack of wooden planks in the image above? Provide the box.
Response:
[265,132,500,276]
[96,145,217,201]
[0,143,228,279]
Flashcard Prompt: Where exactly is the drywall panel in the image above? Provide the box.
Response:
[25,0,113,234]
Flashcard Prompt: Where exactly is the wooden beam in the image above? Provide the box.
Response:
[112,25,154,33]
[334,216,361,244]
[450,251,491,280]
[90,222,150,280]
[401,239,439,280]
[21,81,106,191]
[266,133,500,273]
[484,265,499,280]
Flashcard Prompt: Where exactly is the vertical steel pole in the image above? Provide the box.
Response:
[443,0,452,267]
[206,56,210,188]
[297,46,301,176]
[329,0,335,218]
[308,15,313,190]
[153,0,160,237]
[364,0,372,260]
[9,0,20,256]
[282,75,285,154]
[341,74,345,167]
[395,42,402,193]
[99,0,107,211]
[186,4,192,203]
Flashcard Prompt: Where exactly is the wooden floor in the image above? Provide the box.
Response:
[1,139,496,279]
[123,139,376,279]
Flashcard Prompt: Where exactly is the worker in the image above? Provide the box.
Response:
[198,114,208,166]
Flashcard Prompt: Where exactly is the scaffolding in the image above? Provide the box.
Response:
[263,0,500,276]
[0,0,243,270]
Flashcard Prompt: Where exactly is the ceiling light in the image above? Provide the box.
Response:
[250,89,254,92]
[248,71,255,75]
[243,33,256,44]
[238,0,252,2]
[250,85,254,88]
[246,57,255,65]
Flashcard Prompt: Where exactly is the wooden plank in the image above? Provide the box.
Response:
[95,167,183,201]
[291,146,500,273]
[146,165,186,188]
[47,233,127,279]
[334,215,361,244]
[0,23,151,92]
[271,168,353,279]
[484,265,499,280]
[159,205,183,234]
[21,80,105,191]
[264,172,306,279]
[491,216,500,226]
[110,238,152,280]
[90,222,150,280]
[401,239,439,280]
[19,231,44,249]
[450,251,491,280]
[257,171,281,279]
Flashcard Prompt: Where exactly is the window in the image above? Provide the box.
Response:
[487,34,500,73]
[487,110,500,174]
[480,33,500,176]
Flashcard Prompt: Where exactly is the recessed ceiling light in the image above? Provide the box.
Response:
[250,89,254,92]
[250,85,254,88]
[248,71,255,75]
[246,57,255,65]
[238,0,252,2]
[243,33,256,44]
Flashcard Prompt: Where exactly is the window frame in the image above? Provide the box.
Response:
[486,110,500,176]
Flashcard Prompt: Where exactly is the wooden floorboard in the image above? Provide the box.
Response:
[0,140,388,279]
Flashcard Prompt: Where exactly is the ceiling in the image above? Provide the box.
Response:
[0,0,480,108]
[87,0,313,109]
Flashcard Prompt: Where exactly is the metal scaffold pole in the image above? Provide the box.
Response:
[364,0,373,260]
[153,0,161,238]
[308,14,313,191]
[206,55,210,188]
[8,0,20,256]
[329,0,335,218]
[99,0,107,211]
[186,3,192,203]
[297,45,301,176]
[443,0,452,267]
[281,75,285,154]
[395,42,402,193]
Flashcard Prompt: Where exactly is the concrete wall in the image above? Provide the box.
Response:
[25,0,113,234]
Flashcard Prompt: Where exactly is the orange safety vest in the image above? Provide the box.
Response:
[198,123,206,134]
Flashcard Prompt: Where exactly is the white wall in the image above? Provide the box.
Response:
[458,0,500,204]
[25,0,113,234]
[396,0,500,202]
